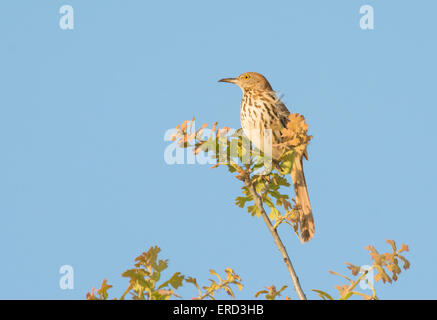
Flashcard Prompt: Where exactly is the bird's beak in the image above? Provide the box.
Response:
[218,77,237,84]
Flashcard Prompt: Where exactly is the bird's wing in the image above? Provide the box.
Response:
[275,100,291,128]
[274,94,309,161]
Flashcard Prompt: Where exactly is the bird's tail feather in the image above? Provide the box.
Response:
[291,156,315,243]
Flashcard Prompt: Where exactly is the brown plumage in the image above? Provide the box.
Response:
[219,72,315,243]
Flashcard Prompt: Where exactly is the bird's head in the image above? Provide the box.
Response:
[219,72,273,92]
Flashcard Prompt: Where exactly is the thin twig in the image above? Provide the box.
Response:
[244,176,307,300]
[339,268,377,300]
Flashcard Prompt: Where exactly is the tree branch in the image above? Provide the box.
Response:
[244,176,307,300]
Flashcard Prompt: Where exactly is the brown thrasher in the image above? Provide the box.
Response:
[219,72,315,243]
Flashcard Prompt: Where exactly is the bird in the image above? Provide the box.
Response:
[219,72,315,243]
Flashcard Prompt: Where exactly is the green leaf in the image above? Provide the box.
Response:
[247,205,261,217]
[210,269,222,282]
[227,165,237,173]
[158,272,185,290]
[254,290,269,298]
[278,151,296,175]
[235,196,251,208]
[312,289,334,300]
[269,207,281,222]
[98,279,112,300]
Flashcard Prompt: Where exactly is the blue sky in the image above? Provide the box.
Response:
[0,0,436,299]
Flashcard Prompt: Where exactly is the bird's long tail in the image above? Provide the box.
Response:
[291,155,315,243]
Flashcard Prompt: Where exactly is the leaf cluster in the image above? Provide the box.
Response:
[172,115,312,239]
[86,246,243,300]
[255,285,288,300]
[313,240,411,300]
[187,268,243,300]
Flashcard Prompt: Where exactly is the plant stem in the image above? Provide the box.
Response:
[339,268,377,300]
[244,176,307,300]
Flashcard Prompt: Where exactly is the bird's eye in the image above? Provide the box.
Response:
[244,74,250,80]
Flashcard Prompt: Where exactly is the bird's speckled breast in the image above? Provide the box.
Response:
[240,90,288,159]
